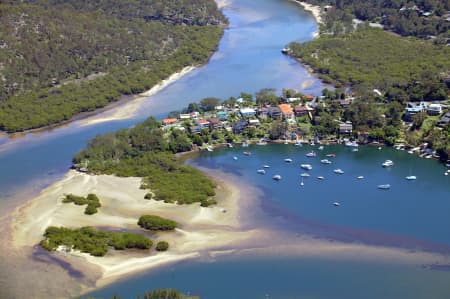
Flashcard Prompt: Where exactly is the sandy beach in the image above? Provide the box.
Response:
[79,66,196,127]
[290,1,323,38]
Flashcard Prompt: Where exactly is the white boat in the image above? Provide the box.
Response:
[377,184,391,189]
[227,143,234,148]
[272,175,282,181]
[334,169,344,174]
[345,141,359,147]
[257,169,266,174]
[300,173,310,177]
[256,139,267,145]
[320,159,332,164]
[284,141,289,145]
[405,175,417,180]
[243,151,251,156]
[318,146,324,150]
[294,142,303,147]
[352,148,359,152]
[357,176,364,179]
[306,151,316,157]
[233,156,238,160]
[206,146,213,152]
[326,153,336,158]
[301,164,313,170]
[407,150,413,154]
[317,176,325,180]
[300,178,304,186]
[242,142,249,147]
[382,160,394,167]
[263,165,270,168]
[333,202,340,207]
[284,158,293,163]
[378,147,382,150]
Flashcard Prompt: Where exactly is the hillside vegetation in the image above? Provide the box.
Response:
[73,117,217,206]
[289,28,450,102]
[0,0,225,132]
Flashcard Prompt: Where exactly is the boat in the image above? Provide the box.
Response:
[272,175,282,181]
[352,148,359,152]
[294,142,303,147]
[206,146,213,152]
[306,151,316,157]
[357,176,364,179]
[377,184,391,190]
[256,139,267,145]
[263,165,270,168]
[405,175,417,180]
[227,143,234,148]
[300,173,310,177]
[242,142,249,147]
[407,150,413,154]
[317,176,325,180]
[243,151,251,156]
[318,146,324,150]
[378,147,382,150]
[284,140,289,145]
[382,160,394,167]
[326,153,336,158]
[345,141,359,147]
[284,158,293,163]
[300,178,304,186]
[281,47,290,54]
[333,202,340,207]
[233,156,238,160]
[257,169,266,175]
[300,164,313,170]
[334,168,344,174]
[320,159,332,164]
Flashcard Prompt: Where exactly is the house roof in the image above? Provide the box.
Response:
[162,118,177,125]
[207,117,221,124]
[294,106,310,112]
[240,107,256,114]
[197,118,210,125]
[278,104,293,115]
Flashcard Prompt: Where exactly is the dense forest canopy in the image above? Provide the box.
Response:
[0,0,225,132]
[305,0,450,38]
[289,27,450,102]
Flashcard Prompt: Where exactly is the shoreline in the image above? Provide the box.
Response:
[290,1,323,38]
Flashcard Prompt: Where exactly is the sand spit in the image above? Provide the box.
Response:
[79,66,196,127]
[290,1,323,38]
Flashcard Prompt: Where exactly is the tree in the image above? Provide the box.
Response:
[200,97,220,111]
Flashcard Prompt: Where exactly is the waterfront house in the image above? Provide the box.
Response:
[207,117,222,130]
[258,107,269,119]
[427,103,442,116]
[216,111,228,120]
[339,122,353,135]
[268,107,282,119]
[294,105,310,117]
[304,95,314,101]
[438,111,450,127]
[162,118,178,126]
[240,107,256,117]
[179,114,191,120]
[405,102,426,119]
[196,118,210,129]
[233,119,248,134]
[279,104,294,120]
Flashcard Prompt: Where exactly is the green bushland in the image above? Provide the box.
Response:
[73,117,217,205]
[85,289,199,299]
[62,193,101,215]
[0,1,225,132]
[289,28,450,102]
[138,215,177,231]
[304,0,449,38]
[156,241,170,252]
[40,226,152,257]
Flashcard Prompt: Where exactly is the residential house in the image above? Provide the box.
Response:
[304,95,314,101]
[240,107,256,117]
[216,111,228,120]
[339,122,353,135]
[162,118,178,126]
[249,119,260,126]
[427,103,443,116]
[405,102,426,120]
[339,99,351,108]
[438,111,450,127]
[267,107,282,119]
[196,118,210,129]
[258,107,269,119]
[232,119,248,134]
[207,117,222,130]
[294,105,310,117]
[279,104,294,120]
[179,114,191,120]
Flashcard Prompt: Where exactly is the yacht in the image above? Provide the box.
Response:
[306,151,316,157]
[272,175,282,181]
[227,143,234,148]
[300,173,310,177]
[326,153,336,158]
[243,151,251,156]
[357,176,364,179]
[300,178,304,186]
[352,148,359,152]
[300,164,313,170]
[257,169,266,175]
[256,139,267,145]
[284,158,293,163]
[263,165,270,168]
[405,175,417,180]
[382,160,394,167]
[242,142,249,147]
[317,176,325,180]
[377,184,391,189]
[345,141,359,147]
[320,159,332,164]
[334,168,344,174]
[318,146,324,150]
[233,156,238,160]
[333,202,340,207]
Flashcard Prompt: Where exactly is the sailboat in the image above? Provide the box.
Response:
[300,177,304,186]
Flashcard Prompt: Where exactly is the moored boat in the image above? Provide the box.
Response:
[272,175,282,181]
[333,202,340,207]
[334,168,344,174]
[320,159,332,164]
[300,173,310,177]
[317,176,325,180]
[306,151,316,157]
[326,153,336,158]
[243,151,251,156]
[284,158,293,163]
[300,164,313,170]
[257,169,266,174]
[406,175,417,180]
[382,160,394,167]
[357,175,364,179]
[377,184,391,189]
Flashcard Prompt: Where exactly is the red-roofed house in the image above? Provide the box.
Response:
[162,118,178,126]
[196,118,210,129]
[278,104,294,120]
